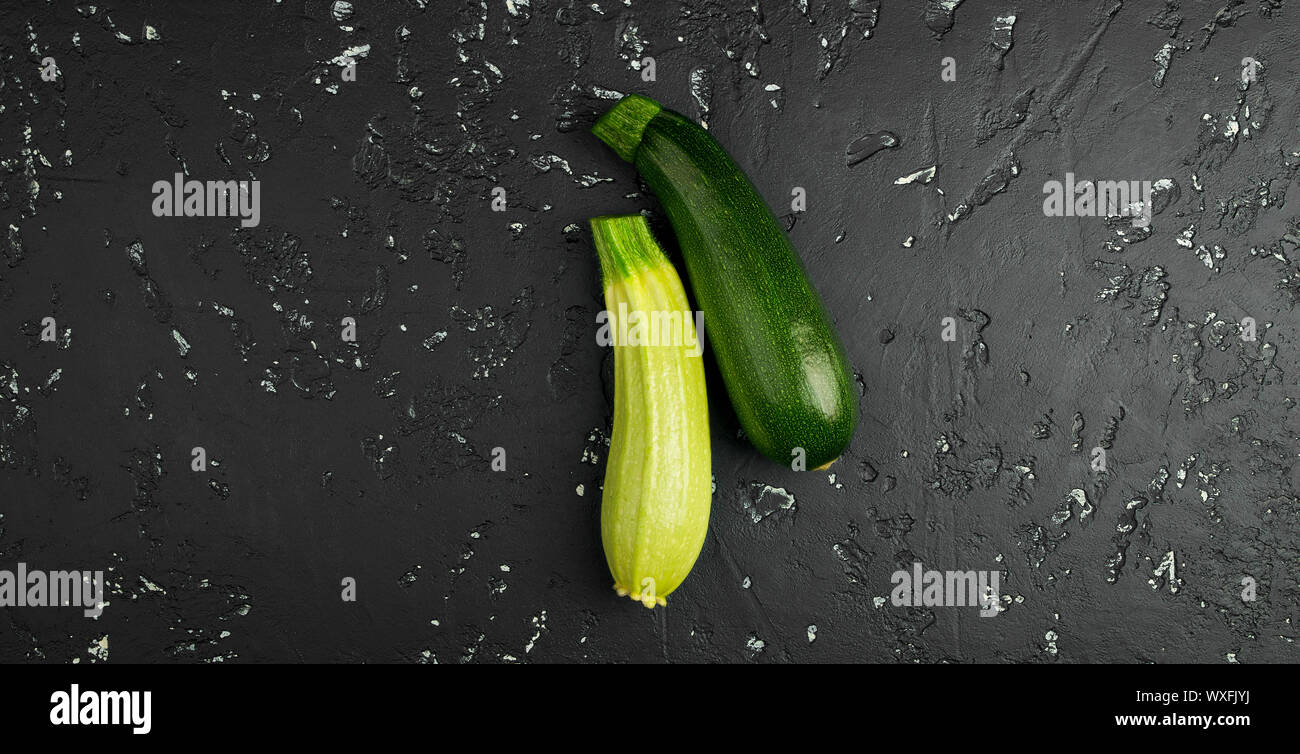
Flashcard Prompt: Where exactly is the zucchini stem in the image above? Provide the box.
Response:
[590,214,666,285]
[591,93,662,163]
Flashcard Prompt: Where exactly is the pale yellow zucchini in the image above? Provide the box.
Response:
[591,214,711,608]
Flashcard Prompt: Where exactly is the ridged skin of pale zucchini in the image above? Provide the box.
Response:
[594,95,857,470]
[591,215,711,608]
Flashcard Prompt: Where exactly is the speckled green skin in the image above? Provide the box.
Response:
[597,96,858,469]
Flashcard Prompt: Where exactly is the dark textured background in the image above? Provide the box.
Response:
[1,0,1298,663]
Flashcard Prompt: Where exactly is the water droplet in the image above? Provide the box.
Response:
[845,130,898,166]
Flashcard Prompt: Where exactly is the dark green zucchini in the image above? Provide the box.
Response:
[593,93,857,470]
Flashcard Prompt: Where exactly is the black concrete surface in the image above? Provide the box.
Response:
[1,0,1298,663]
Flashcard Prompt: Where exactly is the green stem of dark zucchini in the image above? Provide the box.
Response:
[592,94,661,163]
